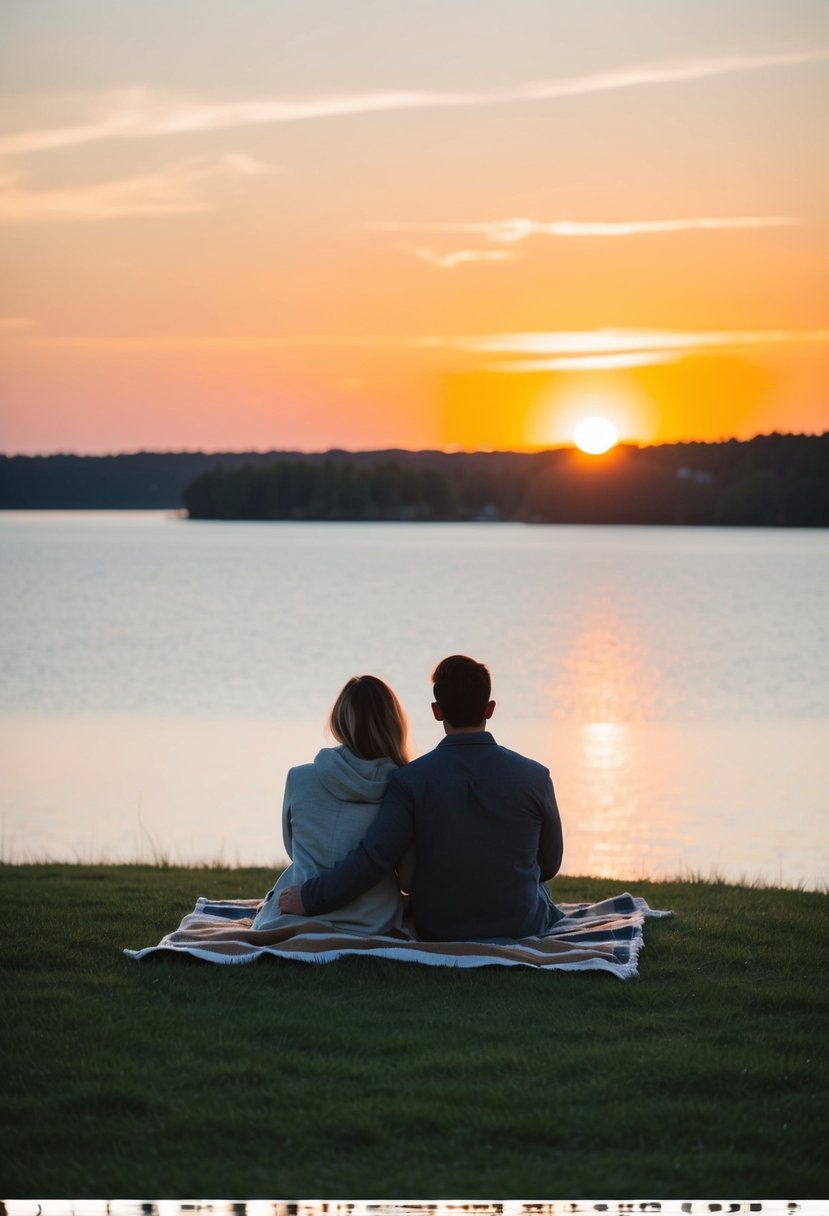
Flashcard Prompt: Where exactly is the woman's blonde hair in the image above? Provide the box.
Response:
[329,675,410,769]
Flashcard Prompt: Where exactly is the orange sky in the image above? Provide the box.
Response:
[1,2,827,454]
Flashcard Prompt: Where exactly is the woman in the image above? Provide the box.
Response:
[252,674,413,935]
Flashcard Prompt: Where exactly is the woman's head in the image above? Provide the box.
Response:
[329,675,410,768]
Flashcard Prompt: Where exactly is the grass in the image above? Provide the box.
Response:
[1,864,827,1200]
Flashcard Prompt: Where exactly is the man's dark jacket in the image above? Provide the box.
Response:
[301,731,564,941]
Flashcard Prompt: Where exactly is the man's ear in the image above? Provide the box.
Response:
[484,700,496,720]
[431,702,444,721]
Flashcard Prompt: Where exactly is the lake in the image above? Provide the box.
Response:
[1,511,827,889]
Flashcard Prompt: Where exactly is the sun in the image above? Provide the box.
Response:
[573,415,619,455]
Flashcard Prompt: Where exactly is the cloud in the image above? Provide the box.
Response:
[15,327,829,362]
[0,316,33,330]
[0,153,275,223]
[487,352,679,372]
[1,50,826,158]
[516,49,829,102]
[463,328,829,355]
[413,247,514,269]
[463,328,829,371]
[374,216,799,243]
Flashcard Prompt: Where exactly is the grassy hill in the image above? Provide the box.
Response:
[3,864,827,1199]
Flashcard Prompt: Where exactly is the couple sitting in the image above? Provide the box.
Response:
[254,654,564,942]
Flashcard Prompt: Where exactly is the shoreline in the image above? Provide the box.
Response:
[1,859,825,895]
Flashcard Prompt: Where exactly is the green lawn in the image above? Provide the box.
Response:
[2,864,827,1199]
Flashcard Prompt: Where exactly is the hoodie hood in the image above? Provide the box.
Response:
[313,745,396,803]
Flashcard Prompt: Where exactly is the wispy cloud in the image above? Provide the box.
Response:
[494,351,680,372]
[374,216,798,243]
[464,328,829,355]
[516,49,829,101]
[0,154,274,223]
[413,247,514,269]
[0,316,34,330]
[15,327,829,363]
[1,50,826,158]
[464,328,829,371]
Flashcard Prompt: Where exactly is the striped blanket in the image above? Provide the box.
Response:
[124,892,670,979]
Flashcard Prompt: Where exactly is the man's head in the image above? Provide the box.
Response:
[431,654,495,731]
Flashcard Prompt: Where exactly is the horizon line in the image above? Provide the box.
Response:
[2,431,826,461]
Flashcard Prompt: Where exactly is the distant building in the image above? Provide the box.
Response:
[676,466,715,485]
[476,503,503,522]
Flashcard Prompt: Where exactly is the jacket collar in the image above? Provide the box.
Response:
[437,731,496,748]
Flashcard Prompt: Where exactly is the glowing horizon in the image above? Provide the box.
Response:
[1,2,827,455]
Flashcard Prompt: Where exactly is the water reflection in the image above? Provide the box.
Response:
[0,1200,812,1216]
[571,721,694,882]
[514,717,827,890]
[576,722,638,878]
[557,604,656,724]
[543,602,693,881]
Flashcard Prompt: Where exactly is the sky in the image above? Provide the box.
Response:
[1,0,827,455]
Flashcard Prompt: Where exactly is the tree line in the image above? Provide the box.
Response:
[181,433,829,526]
[1,435,826,524]
[0,450,299,509]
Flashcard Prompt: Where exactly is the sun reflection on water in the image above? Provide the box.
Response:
[556,595,660,724]
[575,721,639,878]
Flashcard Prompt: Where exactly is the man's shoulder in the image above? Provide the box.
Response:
[387,745,456,792]
[389,749,440,782]
[491,743,550,780]
[391,737,549,783]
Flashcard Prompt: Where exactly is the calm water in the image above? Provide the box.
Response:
[1,512,827,888]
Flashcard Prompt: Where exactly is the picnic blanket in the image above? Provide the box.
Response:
[124,892,670,979]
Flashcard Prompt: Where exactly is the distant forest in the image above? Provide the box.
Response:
[1,434,827,525]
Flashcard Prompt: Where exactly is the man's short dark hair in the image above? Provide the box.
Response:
[431,654,492,728]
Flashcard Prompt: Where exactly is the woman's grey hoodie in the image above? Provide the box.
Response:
[252,745,406,935]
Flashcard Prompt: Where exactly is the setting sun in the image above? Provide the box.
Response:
[573,416,619,455]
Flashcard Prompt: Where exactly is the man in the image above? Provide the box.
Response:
[279,654,564,940]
